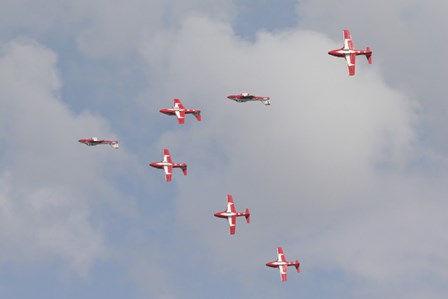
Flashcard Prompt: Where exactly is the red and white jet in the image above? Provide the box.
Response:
[328,29,372,76]
[214,194,250,235]
[160,98,201,124]
[266,247,300,281]
[78,137,119,149]
[149,148,187,182]
[227,93,271,105]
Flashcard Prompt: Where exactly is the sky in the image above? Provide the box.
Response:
[1,0,448,298]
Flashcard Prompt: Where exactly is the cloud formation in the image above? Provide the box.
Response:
[1,1,448,298]
[0,39,124,274]
[137,15,448,298]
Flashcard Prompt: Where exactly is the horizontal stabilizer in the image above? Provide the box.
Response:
[181,165,187,176]
[194,111,201,121]
[245,208,250,223]
[366,47,373,64]
[262,99,271,105]
[295,260,300,272]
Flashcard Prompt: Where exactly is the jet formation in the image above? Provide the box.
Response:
[79,29,372,283]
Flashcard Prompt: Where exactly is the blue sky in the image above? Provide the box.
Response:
[1,1,448,298]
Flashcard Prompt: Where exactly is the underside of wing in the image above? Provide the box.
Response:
[228,216,236,235]
[164,165,173,182]
[174,98,185,110]
[280,265,288,281]
[345,53,356,76]
[277,247,286,262]
[343,30,354,50]
[163,149,173,163]
[226,195,236,212]
[175,110,185,124]
[165,174,172,182]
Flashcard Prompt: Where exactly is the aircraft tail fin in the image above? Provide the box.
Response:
[295,260,300,272]
[366,47,372,64]
[110,142,119,149]
[181,164,187,176]
[262,99,271,105]
[245,208,250,223]
[194,111,201,121]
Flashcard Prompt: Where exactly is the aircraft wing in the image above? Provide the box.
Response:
[280,265,288,281]
[228,216,236,235]
[343,30,354,50]
[174,99,185,124]
[175,110,185,124]
[345,53,356,76]
[163,165,173,182]
[277,247,286,262]
[163,149,173,163]
[174,98,185,110]
[227,194,236,213]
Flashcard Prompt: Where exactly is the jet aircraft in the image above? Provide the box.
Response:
[328,29,372,76]
[227,93,271,105]
[160,98,201,124]
[214,194,250,235]
[78,137,119,149]
[266,247,300,281]
[149,148,187,182]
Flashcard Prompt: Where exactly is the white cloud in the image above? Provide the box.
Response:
[1,0,235,59]
[296,0,448,154]
[135,15,448,298]
[2,1,448,298]
[0,39,130,275]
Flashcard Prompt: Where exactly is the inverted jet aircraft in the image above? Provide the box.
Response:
[266,247,300,281]
[328,29,372,76]
[78,137,119,149]
[214,194,250,235]
[160,98,201,124]
[149,148,187,182]
[227,93,271,105]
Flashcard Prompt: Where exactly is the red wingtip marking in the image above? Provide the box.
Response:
[343,29,351,40]
[230,226,236,235]
[348,65,355,76]
[195,111,201,121]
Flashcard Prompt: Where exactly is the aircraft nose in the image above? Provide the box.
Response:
[149,162,157,168]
